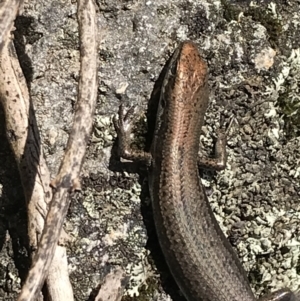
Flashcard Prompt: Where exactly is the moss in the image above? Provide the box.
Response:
[277,88,300,138]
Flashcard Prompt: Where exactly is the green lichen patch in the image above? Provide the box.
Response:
[277,88,300,138]
[274,49,300,139]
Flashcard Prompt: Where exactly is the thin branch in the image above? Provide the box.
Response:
[17,0,98,299]
[95,267,129,301]
[46,246,74,301]
[0,21,73,301]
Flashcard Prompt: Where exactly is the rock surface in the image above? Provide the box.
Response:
[0,0,299,300]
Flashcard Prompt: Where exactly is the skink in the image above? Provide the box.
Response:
[113,41,295,301]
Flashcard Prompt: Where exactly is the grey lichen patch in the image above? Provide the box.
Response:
[123,260,160,301]
[66,172,148,300]
[219,1,282,48]
[241,209,300,294]
[82,187,98,219]
[209,123,300,294]
[92,114,115,147]
[220,0,242,23]
[198,0,300,294]
[124,251,157,299]
[20,1,80,176]
[57,14,79,49]
[178,1,211,41]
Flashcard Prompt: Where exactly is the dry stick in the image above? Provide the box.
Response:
[95,267,129,301]
[0,41,61,301]
[0,0,23,50]
[0,32,51,254]
[1,2,128,301]
[47,246,74,301]
[16,0,98,300]
[0,2,74,301]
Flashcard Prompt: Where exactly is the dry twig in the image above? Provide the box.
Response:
[1,2,130,301]
[0,15,73,301]
[95,267,129,301]
[15,0,98,300]
[0,0,23,49]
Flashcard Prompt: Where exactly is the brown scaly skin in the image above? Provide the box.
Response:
[114,41,295,301]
